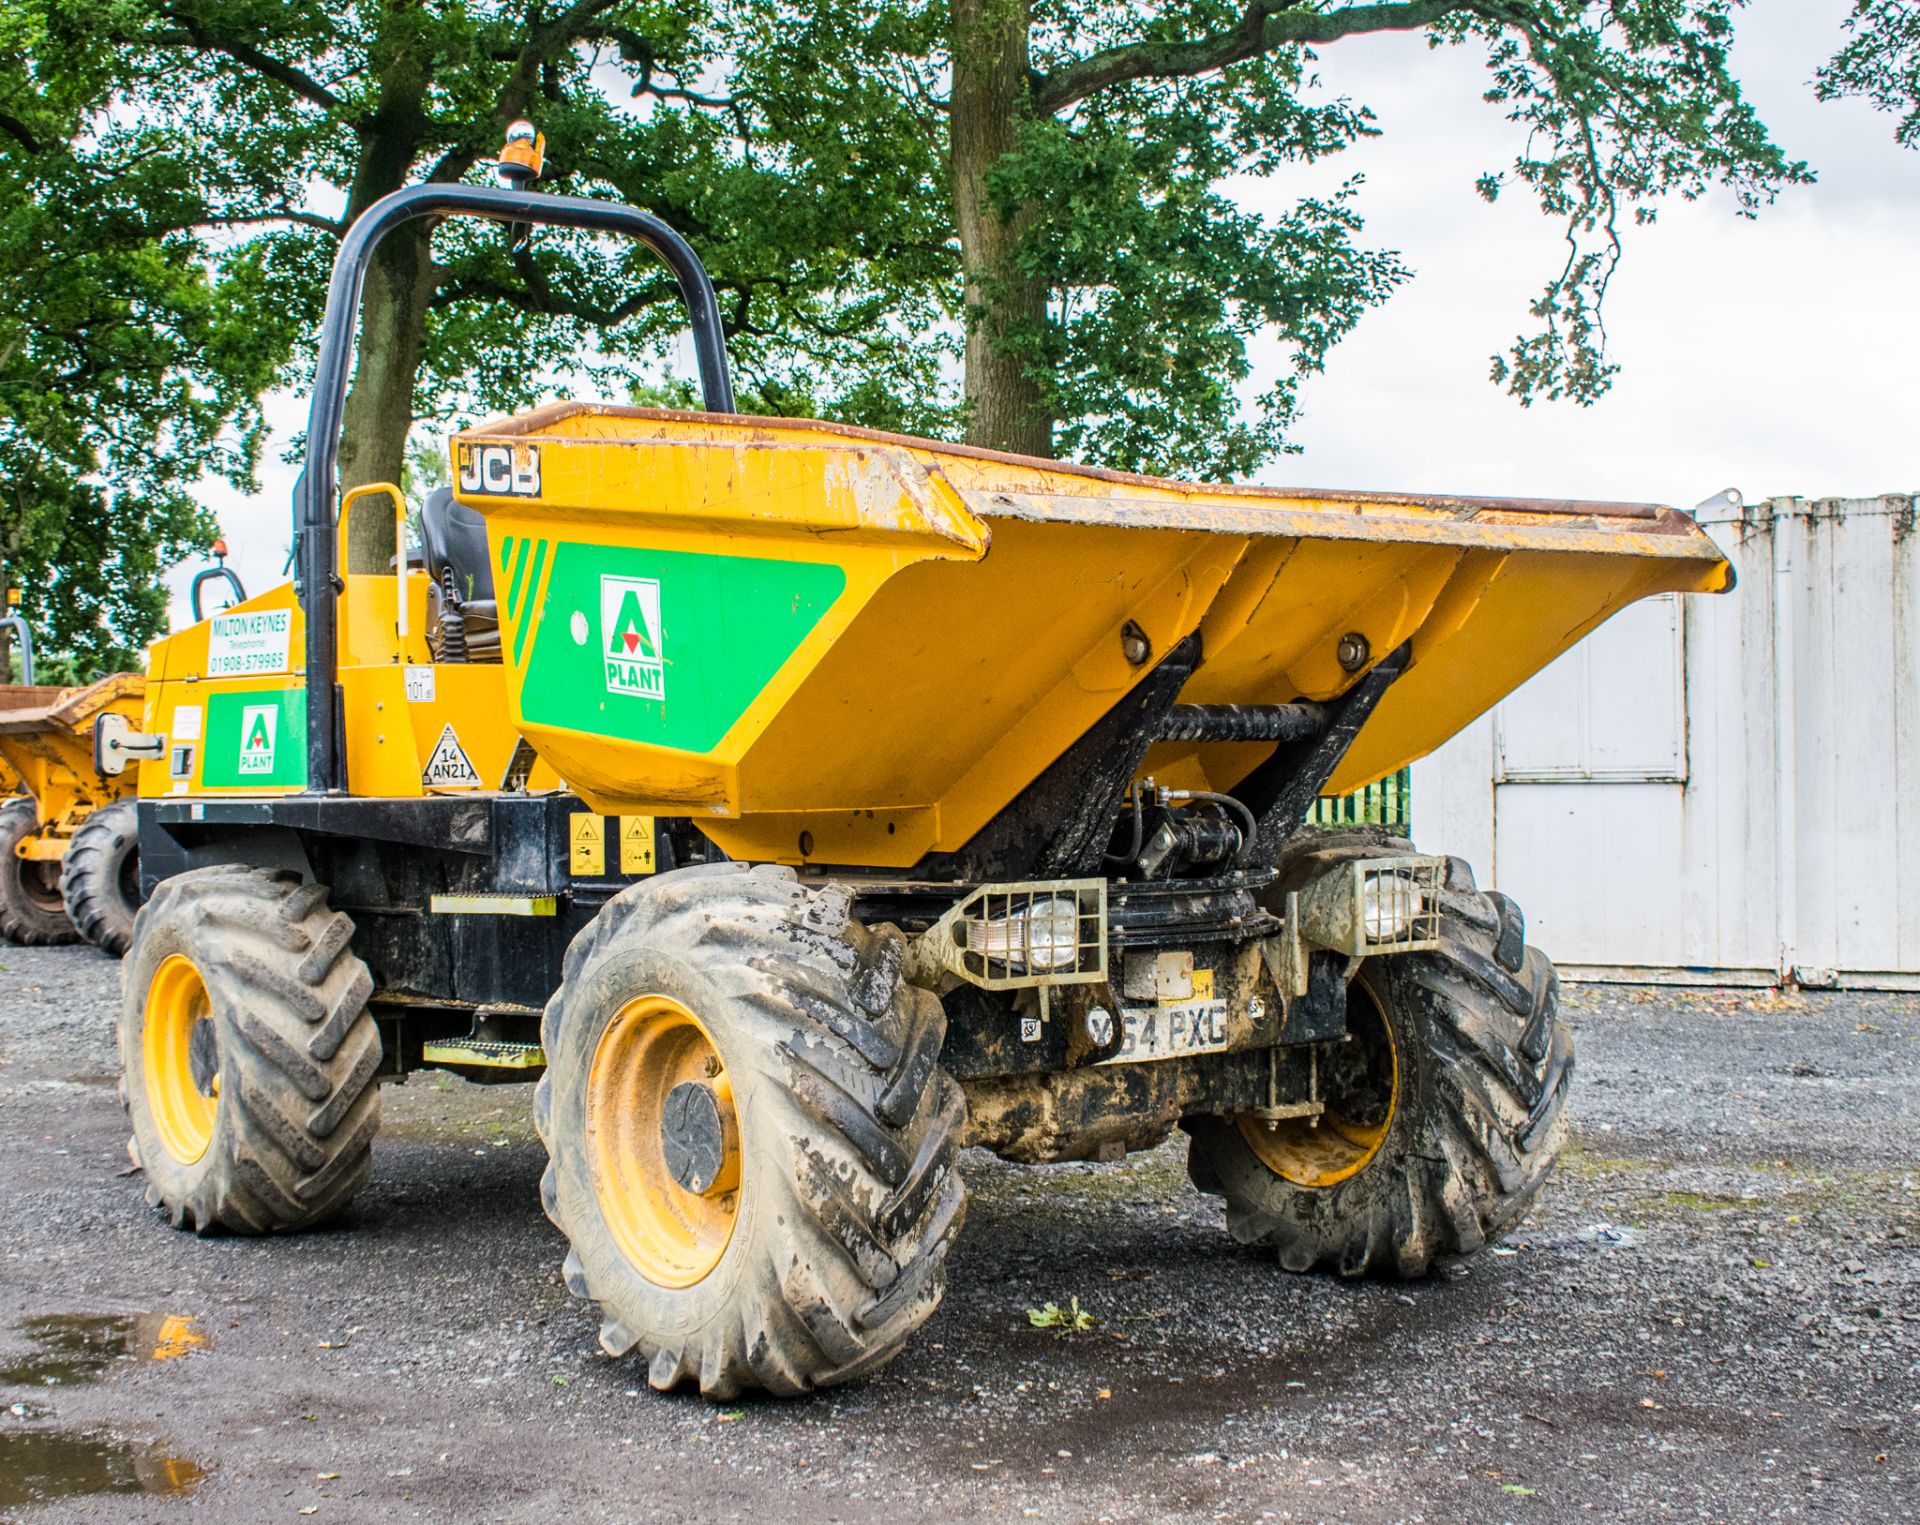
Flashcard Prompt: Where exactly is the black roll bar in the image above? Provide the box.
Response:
[0,610,32,686]
[189,565,247,623]
[296,181,736,793]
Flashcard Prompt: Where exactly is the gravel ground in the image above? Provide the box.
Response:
[0,944,1914,1523]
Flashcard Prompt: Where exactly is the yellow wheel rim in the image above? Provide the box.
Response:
[1238,974,1398,1188]
[143,954,219,1166]
[587,994,742,1289]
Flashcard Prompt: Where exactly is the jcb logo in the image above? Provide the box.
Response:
[457,442,541,497]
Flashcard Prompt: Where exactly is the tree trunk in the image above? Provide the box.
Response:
[335,37,434,494]
[950,0,1053,459]
[336,227,435,492]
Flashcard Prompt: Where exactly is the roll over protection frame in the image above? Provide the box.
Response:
[295,181,736,793]
[189,564,247,623]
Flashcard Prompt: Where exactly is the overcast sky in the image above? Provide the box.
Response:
[171,0,1918,624]
[1256,0,1920,507]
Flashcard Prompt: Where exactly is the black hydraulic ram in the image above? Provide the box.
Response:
[1156,703,1329,745]
[295,181,736,794]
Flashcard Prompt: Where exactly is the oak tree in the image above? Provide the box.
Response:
[4,2,1854,667]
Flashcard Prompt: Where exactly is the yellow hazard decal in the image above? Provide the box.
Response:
[619,815,657,874]
[569,813,605,876]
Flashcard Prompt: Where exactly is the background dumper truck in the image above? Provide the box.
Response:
[105,133,1732,1399]
[0,553,245,954]
[0,668,145,953]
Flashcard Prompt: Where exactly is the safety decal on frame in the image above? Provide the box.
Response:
[619,815,657,875]
[569,813,605,876]
[421,723,482,788]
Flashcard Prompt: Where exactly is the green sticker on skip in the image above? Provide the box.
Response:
[202,690,307,787]
[520,544,844,753]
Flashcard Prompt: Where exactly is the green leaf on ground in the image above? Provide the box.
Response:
[1027,1296,1097,1335]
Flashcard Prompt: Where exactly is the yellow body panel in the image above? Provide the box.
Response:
[446,405,1729,868]
[139,579,558,801]
[0,677,144,850]
[143,403,1728,875]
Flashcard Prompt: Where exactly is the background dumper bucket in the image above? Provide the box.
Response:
[0,676,143,829]
[456,405,1730,870]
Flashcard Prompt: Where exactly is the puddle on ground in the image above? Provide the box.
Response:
[1509,1221,1648,1253]
[0,1429,206,1507]
[0,1312,209,1387]
[0,1313,212,1504]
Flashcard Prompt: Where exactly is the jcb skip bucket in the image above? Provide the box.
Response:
[455,405,1729,869]
[0,676,144,828]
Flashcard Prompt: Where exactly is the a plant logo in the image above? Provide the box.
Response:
[599,576,664,700]
[238,703,277,775]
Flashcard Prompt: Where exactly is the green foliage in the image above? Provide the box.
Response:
[1818,2,1920,148]
[1430,1,1810,403]
[986,34,1406,474]
[1026,1296,1098,1334]
[33,1,961,446]
[0,0,273,666]
[10,645,99,687]
[0,0,1861,650]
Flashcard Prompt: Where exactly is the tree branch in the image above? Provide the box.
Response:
[1032,1,1476,115]
[423,0,624,185]
[151,10,344,111]
[431,259,678,328]
[0,112,42,153]
[197,210,346,235]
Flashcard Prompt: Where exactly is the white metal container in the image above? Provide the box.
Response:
[1414,493,1920,989]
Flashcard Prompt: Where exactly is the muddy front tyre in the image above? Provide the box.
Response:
[1186,852,1572,1276]
[62,798,142,956]
[536,863,967,1399]
[0,798,79,945]
[120,867,381,1233]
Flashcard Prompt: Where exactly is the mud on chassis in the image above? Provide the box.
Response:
[111,145,1602,1401]
[130,690,1569,1400]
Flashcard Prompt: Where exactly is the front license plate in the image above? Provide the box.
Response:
[1097,999,1232,1066]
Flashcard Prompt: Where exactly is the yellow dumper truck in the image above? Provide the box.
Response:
[105,130,1731,1399]
[0,667,145,951]
[1,554,246,953]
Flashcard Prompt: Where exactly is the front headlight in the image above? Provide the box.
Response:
[967,894,1082,971]
[1359,870,1424,944]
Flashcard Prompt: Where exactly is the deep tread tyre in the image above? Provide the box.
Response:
[536,862,967,1399]
[0,798,79,945]
[62,798,142,956]
[120,866,381,1234]
[1186,829,1572,1277]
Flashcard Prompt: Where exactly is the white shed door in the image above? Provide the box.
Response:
[1491,595,1688,965]
[1496,595,1686,783]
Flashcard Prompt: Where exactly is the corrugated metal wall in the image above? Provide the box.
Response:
[1413,493,1919,988]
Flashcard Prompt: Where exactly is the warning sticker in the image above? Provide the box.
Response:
[569,813,605,876]
[619,815,656,875]
[421,723,482,788]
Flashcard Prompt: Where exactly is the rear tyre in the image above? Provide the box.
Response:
[0,798,79,945]
[120,866,381,1234]
[1186,836,1571,1276]
[536,862,967,1399]
[62,799,142,956]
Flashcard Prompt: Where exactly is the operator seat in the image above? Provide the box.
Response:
[420,486,500,662]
